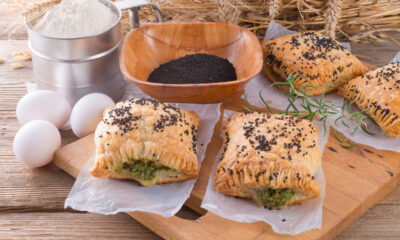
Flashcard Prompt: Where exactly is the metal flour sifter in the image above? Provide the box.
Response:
[25,0,162,105]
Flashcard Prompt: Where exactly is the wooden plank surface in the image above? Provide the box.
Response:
[0,212,162,240]
[0,10,400,240]
[53,105,400,240]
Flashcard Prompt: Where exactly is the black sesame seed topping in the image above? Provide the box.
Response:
[265,32,354,91]
[100,98,198,156]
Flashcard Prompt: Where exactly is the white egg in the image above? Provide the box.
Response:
[70,93,115,138]
[16,90,71,129]
[13,120,61,168]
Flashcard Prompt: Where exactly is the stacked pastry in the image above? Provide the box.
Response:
[339,63,400,137]
[262,31,400,138]
[214,112,321,209]
[91,98,200,187]
[263,31,367,96]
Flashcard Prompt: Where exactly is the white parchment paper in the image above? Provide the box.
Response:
[245,21,400,153]
[63,83,221,217]
[201,110,328,235]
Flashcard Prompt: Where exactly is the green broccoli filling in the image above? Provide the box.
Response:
[256,188,295,208]
[121,160,171,181]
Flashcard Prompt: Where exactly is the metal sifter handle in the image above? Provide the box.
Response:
[114,0,163,29]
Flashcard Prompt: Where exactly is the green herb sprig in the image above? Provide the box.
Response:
[243,74,375,148]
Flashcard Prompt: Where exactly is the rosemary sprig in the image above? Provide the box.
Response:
[243,92,257,113]
[334,130,355,149]
[243,73,375,147]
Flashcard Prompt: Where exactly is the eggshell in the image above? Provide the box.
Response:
[16,90,71,129]
[70,93,115,138]
[13,120,61,168]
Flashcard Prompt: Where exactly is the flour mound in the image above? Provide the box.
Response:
[33,0,117,38]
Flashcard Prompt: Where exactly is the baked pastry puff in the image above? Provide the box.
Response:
[339,62,400,137]
[91,98,200,187]
[263,31,367,96]
[214,112,321,208]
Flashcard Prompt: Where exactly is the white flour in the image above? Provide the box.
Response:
[33,0,118,38]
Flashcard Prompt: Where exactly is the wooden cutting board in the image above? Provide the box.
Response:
[54,94,400,240]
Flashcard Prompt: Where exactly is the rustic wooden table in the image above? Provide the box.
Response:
[1,13,400,239]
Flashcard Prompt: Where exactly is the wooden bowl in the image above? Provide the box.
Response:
[119,22,263,103]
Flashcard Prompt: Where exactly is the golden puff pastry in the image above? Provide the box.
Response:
[263,31,367,96]
[90,98,200,187]
[339,63,400,137]
[214,112,321,209]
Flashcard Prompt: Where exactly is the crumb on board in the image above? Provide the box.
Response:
[0,59,5,64]
[11,62,24,69]
[13,49,31,61]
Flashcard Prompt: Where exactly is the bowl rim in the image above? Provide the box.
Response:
[119,21,263,88]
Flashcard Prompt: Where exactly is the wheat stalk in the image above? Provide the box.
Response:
[267,0,282,19]
[3,0,400,43]
[324,0,343,39]
[213,0,241,24]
